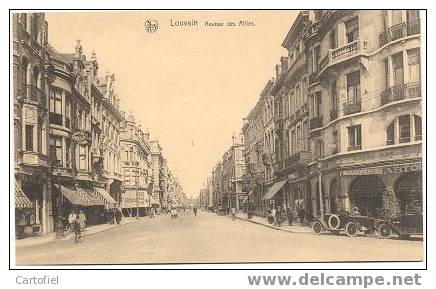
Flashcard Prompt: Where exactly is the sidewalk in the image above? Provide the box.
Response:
[15,218,136,248]
[233,212,312,234]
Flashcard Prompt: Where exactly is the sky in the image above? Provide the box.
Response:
[46,11,299,197]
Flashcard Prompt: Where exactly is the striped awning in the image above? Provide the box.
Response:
[15,183,32,209]
[54,184,88,206]
[77,187,105,206]
[262,179,287,200]
[94,187,117,206]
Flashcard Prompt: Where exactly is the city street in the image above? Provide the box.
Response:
[16,212,423,265]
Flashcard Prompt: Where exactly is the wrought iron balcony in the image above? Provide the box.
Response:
[381,81,421,106]
[343,99,362,116]
[347,145,362,151]
[309,71,318,85]
[309,116,323,130]
[379,19,420,47]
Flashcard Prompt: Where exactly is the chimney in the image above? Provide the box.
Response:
[275,64,282,79]
[281,56,289,72]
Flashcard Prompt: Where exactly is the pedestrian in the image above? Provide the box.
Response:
[68,210,76,231]
[150,208,155,218]
[231,207,236,221]
[276,206,283,227]
[78,210,86,231]
[286,206,294,226]
[72,214,82,243]
[298,208,306,225]
[270,206,277,226]
[115,208,122,225]
[193,206,198,216]
[16,210,27,239]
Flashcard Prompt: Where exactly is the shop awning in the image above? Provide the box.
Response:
[55,184,88,206]
[94,187,117,205]
[77,187,105,206]
[15,183,32,209]
[262,180,287,200]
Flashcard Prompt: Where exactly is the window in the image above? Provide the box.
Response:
[392,53,404,86]
[129,147,134,161]
[331,81,338,110]
[392,10,403,25]
[37,121,42,153]
[414,115,422,141]
[345,17,359,43]
[387,123,395,145]
[407,10,419,20]
[66,139,71,168]
[297,125,302,152]
[398,115,411,143]
[348,125,362,151]
[49,90,62,126]
[346,71,361,103]
[31,14,38,39]
[408,49,420,82]
[313,92,322,117]
[65,95,70,128]
[302,120,308,151]
[296,83,301,109]
[332,130,338,154]
[25,124,34,151]
[291,129,296,155]
[330,29,337,49]
[79,145,87,170]
[77,110,83,130]
[49,136,63,166]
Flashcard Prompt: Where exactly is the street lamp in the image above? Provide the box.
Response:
[53,163,64,239]
[135,169,139,220]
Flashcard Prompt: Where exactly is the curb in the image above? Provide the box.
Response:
[234,215,312,234]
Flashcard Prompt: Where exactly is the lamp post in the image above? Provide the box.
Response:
[54,168,64,239]
[317,160,324,217]
[135,169,139,220]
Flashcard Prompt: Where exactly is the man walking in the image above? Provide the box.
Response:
[78,210,86,231]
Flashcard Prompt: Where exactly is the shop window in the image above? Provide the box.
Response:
[398,115,411,143]
[345,17,359,43]
[25,124,34,151]
[347,125,362,151]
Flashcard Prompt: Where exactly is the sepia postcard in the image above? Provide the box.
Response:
[10,9,425,266]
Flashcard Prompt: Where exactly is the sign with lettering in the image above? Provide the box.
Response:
[341,162,421,176]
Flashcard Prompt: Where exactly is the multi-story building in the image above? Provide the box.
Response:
[242,89,267,216]
[120,112,152,217]
[211,161,223,209]
[150,139,166,210]
[263,11,312,215]
[305,10,422,219]
[13,13,51,234]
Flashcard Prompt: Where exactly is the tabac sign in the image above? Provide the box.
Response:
[341,162,421,176]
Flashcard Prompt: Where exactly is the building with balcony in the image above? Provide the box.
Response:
[13,13,51,235]
[150,139,167,210]
[305,10,422,219]
[120,113,152,217]
[242,85,266,217]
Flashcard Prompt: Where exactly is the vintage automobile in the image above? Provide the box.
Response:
[377,213,423,239]
[311,212,383,237]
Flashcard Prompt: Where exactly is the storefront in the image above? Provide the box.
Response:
[121,190,149,217]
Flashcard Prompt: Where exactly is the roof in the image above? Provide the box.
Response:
[281,11,309,49]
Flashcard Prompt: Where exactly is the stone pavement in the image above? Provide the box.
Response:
[15,218,136,248]
[233,212,312,234]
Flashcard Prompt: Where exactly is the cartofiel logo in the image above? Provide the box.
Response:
[145,19,158,33]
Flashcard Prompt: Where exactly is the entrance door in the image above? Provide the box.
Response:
[349,176,385,217]
[395,172,422,215]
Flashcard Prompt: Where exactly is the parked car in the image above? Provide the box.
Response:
[377,213,423,239]
[311,212,381,237]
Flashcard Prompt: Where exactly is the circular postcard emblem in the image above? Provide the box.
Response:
[145,19,158,33]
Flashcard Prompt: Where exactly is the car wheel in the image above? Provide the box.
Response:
[345,222,358,237]
[327,214,341,230]
[312,221,323,234]
[378,223,392,239]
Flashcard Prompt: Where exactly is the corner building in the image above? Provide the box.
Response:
[305,10,422,219]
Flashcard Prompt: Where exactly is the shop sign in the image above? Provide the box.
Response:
[72,131,88,144]
[341,162,421,176]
